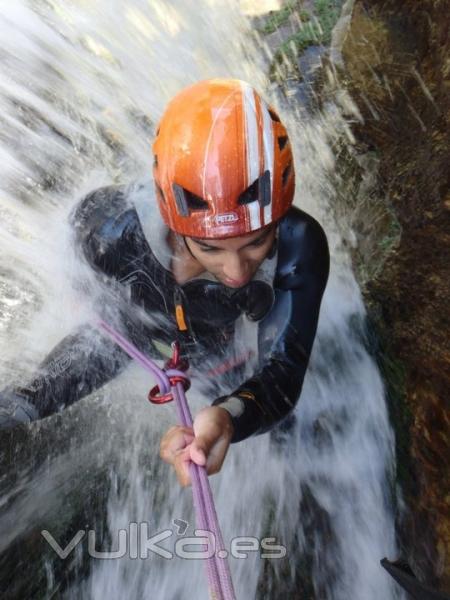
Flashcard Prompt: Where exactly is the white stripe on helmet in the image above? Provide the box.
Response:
[261,100,274,225]
[247,199,261,231]
[241,82,260,188]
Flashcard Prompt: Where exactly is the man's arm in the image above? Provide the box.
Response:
[0,186,134,430]
[0,324,130,428]
[213,210,330,442]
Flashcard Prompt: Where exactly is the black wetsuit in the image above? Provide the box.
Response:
[0,183,329,442]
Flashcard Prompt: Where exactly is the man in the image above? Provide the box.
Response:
[0,79,329,486]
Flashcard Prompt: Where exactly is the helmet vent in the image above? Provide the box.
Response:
[184,188,209,211]
[153,155,158,168]
[268,109,281,122]
[238,178,259,206]
[238,171,271,207]
[277,136,289,151]
[259,170,271,207]
[173,183,208,216]
[282,163,292,187]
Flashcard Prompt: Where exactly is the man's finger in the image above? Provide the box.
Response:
[189,439,207,466]
[173,447,192,487]
[160,435,194,463]
[160,426,194,463]
[160,431,191,461]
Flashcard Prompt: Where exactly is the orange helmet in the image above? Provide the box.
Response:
[152,78,295,239]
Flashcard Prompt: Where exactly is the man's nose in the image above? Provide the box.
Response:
[222,253,248,281]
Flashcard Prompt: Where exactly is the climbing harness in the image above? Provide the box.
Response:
[98,319,236,600]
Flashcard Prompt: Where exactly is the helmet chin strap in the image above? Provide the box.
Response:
[167,229,196,261]
[183,235,196,259]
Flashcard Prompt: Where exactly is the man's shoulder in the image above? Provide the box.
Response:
[70,183,148,277]
[279,206,327,247]
[275,206,330,289]
[71,184,133,234]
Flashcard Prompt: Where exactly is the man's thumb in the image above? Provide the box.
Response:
[190,438,208,466]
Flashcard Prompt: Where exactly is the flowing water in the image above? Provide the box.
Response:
[0,1,403,598]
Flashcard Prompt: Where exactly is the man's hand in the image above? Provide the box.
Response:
[0,390,39,431]
[159,406,234,487]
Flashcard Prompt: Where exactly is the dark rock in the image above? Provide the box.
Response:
[339,0,450,592]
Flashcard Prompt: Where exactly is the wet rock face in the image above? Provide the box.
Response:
[340,0,450,591]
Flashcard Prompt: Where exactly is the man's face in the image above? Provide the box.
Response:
[184,225,276,288]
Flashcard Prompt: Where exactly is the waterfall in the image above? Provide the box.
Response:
[0,1,402,598]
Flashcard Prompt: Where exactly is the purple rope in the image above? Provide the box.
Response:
[98,320,169,393]
[97,320,236,600]
[172,383,236,598]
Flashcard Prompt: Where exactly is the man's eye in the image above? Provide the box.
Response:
[199,246,220,253]
[250,237,267,247]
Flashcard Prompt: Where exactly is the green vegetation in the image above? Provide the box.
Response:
[378,212,401,252]
[277,0,341,59]
[259,1,309,35]
[258,0,343,79]
[278,20,321,57]
[316,0,341,38]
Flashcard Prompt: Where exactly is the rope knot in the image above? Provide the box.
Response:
[148,342,190,404]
